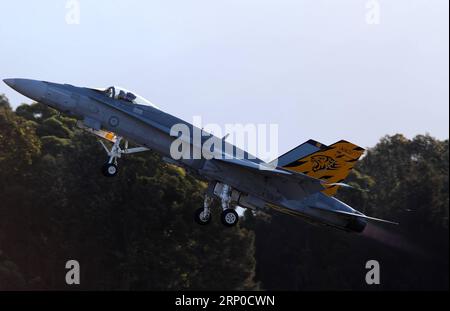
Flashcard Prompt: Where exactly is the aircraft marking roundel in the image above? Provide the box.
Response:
[109,116,120,127]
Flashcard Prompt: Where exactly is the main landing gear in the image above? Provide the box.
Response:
[221,209,239,227]
[99,136,149,177]
[194,183,239,227]
[194,196,213,225]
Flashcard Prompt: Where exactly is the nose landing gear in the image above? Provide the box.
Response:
[76,121,150,178]
[102,162,118,177]
[99,136,149,177]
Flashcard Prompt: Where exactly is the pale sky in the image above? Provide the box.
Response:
[0,0,448,155]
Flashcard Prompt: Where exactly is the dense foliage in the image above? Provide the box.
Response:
[0,95,448,290]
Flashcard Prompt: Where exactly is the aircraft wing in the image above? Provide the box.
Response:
[217,157,292,175]
[216,157,326,195]
[91,98,327,194]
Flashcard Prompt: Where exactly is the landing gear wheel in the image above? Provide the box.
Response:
[102,163,118,177]
[194,208,211,225]
[221,209,239,227]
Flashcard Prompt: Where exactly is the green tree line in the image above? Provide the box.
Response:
[0,95,448,290]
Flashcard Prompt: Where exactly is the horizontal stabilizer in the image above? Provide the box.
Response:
[312,205,399,225]
[216,157,326,196]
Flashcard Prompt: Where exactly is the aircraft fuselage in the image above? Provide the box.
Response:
[3,79,371,233]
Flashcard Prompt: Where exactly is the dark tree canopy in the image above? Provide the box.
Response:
[0,97,448,290]
[1,100,256,290]
[244,134,448,290]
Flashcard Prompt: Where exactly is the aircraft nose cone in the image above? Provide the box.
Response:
[3,78,47,102]
[3,79,16,88]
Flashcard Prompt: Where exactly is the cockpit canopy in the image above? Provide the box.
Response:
[103,86,157,108]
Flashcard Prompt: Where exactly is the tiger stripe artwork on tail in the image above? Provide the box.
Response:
[282,140,365,196]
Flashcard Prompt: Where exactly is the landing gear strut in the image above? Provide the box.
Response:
[194,183,239,227]
[194,195,213,225]
[219,184,239,227]
[99,136,149,177]
[75,121,149,177]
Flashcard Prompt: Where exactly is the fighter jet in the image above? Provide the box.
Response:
[3,78,397,232]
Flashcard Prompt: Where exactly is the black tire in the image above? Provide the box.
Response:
[102,163,118,177]
[221,209,239,227]
[194,208,211,225]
